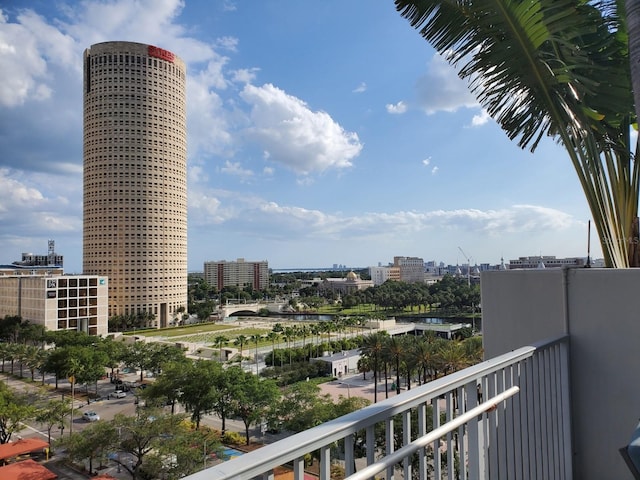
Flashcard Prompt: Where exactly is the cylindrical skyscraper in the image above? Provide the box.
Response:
[83,41,187,328]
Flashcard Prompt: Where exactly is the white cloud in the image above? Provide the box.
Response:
[188,192,579,241]
[470,109,491,127]
[240,83,363,175]
[0,10,51,106]
[422,157,431,166]
[386,100,407,114]
[431,166,439,175]
[220,160,254,179]
[0,169,81,236]
[231,68,259,84]
[415,53,479,114]
[216,36,238,52]
[353,82,367,93]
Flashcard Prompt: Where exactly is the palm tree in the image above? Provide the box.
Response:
[266,331,279,367]
[250,334,262,374]
[282,327,295,366]
[234,334,248,363]
[383,336,405,395]
[213,335,229,361]
[361,332,387,403]
[395,0,637,267]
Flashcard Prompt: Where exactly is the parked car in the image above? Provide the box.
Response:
[82,411,100,422]
[110,390,127,399]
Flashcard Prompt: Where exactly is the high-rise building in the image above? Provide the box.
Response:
[203,259,269,291]
[83,41,187,327]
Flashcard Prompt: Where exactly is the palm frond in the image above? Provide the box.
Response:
[396,0,637,267]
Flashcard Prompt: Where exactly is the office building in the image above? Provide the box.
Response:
[0,274,108,336]
[393,256,425,283]
[203,259,269,291]
[82,41,187,327]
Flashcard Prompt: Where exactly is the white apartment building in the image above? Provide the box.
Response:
[0,274,108,336]
[203,259,269,291]
[82,41,188,327]
[369,266,400,286]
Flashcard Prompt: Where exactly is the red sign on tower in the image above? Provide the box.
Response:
[148,45,175,63]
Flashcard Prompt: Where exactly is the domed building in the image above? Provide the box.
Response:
[320,271,373,295]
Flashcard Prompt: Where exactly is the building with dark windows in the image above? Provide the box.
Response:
[82,41,187,328]
[0,274,108,335]
[203,259,269,291]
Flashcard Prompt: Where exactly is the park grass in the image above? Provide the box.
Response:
[133,323,238,338]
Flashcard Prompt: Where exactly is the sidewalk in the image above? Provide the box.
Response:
[318,373,402,403]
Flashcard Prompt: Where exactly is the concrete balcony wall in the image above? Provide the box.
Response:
[482,268,640,480]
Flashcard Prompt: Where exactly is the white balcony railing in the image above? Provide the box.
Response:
[185,336,572,480]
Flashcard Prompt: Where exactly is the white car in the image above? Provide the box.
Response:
[110,390,127,399]
[82,411,100,422]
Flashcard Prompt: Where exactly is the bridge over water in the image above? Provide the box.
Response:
[217,302,288,318]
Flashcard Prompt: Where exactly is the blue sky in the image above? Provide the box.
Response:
[0,0,598,273]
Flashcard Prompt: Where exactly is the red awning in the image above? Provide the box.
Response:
[0,438,49,461]
[0,459,57,480]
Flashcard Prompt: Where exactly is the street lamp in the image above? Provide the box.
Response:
[339,380,351,399]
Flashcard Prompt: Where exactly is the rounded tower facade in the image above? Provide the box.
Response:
[83,41,187,327]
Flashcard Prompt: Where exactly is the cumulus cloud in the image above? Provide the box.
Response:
[431,166,439,175]
[0,10,52,107]
[422,157,431,166]
[470,109,491,127]
[386,100,407,114]
[415,53,479,114]
[240,83,362,175]
[0,169,81,236]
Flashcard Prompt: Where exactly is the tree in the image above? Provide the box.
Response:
[112,413,188,480]
[266,331,279,367]
[60,420,118,474]
[360,332,387,403]
[212,335,229,361]
[233,334,249,362]
[276,382,333,433]
[0,383,37,443]
[178,360,221,430]
[383,336,405,395]
[250,334,262,374]
[232,372,280,444]
[35,398,70,448]
[143,361,186,414]
[396,0,636,267]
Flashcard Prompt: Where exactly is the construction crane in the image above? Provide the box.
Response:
[458,246,472,286]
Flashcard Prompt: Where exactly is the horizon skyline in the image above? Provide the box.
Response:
[0,1,607,273]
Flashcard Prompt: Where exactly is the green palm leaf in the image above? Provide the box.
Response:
[396,0,636,267]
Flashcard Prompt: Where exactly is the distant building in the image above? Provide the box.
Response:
[0,274,108,335]
[203,259,269,290]
[394,256,425,283]
[12,240,63,267]
[369,266,400,286]
[508,256,587,269]
[320,271,373,294]
[312,349,361,377]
